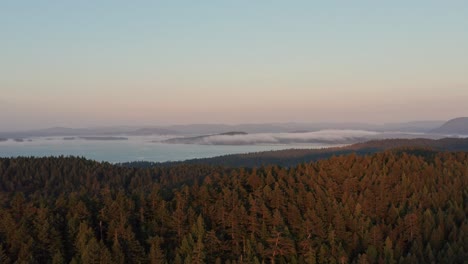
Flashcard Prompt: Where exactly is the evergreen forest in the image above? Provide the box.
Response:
[0,149,467,263]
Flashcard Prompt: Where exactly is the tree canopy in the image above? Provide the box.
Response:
[0,150,466,263]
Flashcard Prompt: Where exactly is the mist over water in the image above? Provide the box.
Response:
[0,136,340,163]
[174,130,381,145]
[161,129,444,145]
[0,130,451,162]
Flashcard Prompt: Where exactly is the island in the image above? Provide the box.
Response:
[162,131,248,144]
[79,136,128,141]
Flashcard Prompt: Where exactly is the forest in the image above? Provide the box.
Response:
[0,149,467,263]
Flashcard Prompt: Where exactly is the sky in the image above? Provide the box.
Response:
[1,1,468,130]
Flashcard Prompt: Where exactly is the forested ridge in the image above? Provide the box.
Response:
[0,150,467,263]
[122,138,468,168]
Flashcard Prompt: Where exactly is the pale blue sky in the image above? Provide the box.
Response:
[1,1,467,130]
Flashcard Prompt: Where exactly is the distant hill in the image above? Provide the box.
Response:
[79,136,128,141]
[219,131,248,135]
[121,137,468,168]
[431,117,468,135]
[162,131,249,144]
[380,120,444,132]
[130,127,178,135]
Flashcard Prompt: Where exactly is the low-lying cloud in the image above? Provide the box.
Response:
[162,129,448,146]
[164,130,386,145]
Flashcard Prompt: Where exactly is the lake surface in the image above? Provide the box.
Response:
[0,136,340,163]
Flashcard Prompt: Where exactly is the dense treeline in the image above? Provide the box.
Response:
[0,150,467,263]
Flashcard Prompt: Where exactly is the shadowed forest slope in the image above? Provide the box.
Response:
[122,137,468,168]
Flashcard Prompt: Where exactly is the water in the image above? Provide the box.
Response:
[0,136,339,163]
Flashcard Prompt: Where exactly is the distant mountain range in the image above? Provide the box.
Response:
[431,117,468,135]
[0,126,179,139]
[2,117,468,141]
[0,119,451,139]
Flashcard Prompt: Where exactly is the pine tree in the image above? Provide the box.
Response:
[191,215,206,264]
[383,237,396,264]
[0,244,11,264]
[112,234,125,264]
[148,235,166,264]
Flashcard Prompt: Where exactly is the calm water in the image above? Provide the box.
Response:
[0,136,339,163]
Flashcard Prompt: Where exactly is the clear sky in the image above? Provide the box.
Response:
[1,1,467,130]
